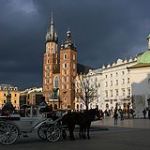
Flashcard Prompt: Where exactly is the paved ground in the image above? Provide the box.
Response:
[1,118,150,150]
[92,117,150,129]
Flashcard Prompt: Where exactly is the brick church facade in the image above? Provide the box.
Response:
[43,16,77,110]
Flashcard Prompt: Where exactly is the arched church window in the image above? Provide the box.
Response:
[53,76,59,88]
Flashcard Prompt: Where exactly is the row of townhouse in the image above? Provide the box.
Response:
[0,85,43,109]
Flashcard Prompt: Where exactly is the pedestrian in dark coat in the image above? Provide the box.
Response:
[148,109,150,119]
[114,109,118,125]
[142,109,147,119]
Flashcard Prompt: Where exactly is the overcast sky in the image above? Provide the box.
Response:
[0,0,150,90]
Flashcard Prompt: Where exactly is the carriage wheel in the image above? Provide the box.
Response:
[0,122,19,145]
[37,124,49,140]
[47,125,61,142]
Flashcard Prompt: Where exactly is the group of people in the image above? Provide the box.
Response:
[113,108,124,125]
[113,107,136,125]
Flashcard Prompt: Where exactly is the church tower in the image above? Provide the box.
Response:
[59,30,77,109]
[43,15,59,103]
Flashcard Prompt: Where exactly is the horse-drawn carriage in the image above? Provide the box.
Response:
[0,106,64,145]
[0,105,100,145]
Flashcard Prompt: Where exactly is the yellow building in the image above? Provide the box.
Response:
[0,84,20,109]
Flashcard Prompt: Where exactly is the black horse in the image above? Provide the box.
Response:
[62,108,100,140]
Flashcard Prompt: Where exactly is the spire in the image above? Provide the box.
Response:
[46,13,58,43]
[50,12,54,35]
[51,11,53,24]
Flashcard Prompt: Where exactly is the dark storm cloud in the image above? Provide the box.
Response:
[0,0,150,89]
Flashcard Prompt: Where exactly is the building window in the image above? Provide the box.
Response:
[122,79,125,84]
[110,90,113,97]
[115,89,119,96]
[64,54,67,59]
[73,54,76,60]
[105,82,108,87]
[122,88,125,96]
[105,75,107,78]
[110,74,113,77]
[116,72,118,76]
[116,80,118,85]
[122,71,125,75]
[127,88,130,96]
[63,63,67,69]
[128,78,130,84]
[105,91,108,98]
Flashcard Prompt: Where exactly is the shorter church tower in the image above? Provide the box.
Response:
[59,30,77,109]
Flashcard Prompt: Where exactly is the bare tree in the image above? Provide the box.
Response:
[75,74,97,110]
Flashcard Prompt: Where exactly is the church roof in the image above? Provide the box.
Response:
[128,63,150,69]
[128,49,150,69]
[137,50,150,64]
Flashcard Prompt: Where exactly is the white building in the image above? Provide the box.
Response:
[75,58,137,111]
[75,34,150,117]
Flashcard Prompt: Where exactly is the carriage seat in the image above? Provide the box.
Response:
[0,116,20,121]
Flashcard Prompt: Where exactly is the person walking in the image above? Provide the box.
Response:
[143,109,147,119]
[148,109,150,119]
[119,108,124,120]
[113,109,118,125]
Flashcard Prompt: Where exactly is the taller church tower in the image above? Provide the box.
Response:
[43,16,59,103]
